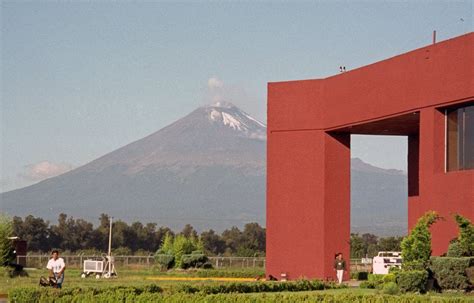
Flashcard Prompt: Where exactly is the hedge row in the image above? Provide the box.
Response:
[396,270,428,293]
[9,290,473,303]
[9,285,163,303]
[172,279,344,294]
[9,280,342,302]
[361,258,474,292]
[430,257,474,291]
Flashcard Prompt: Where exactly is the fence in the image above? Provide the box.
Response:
[18,255,266,270]
[350,258,372,272]
[19,255,370,272]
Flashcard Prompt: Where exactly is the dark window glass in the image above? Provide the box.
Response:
[465,106,474,169]
[447,103,474,171]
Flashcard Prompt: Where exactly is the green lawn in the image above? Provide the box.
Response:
[2,268,473,302]
[1,267,267,293]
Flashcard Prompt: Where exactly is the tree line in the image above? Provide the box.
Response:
[350,233,404,258]
[12,214,266,257]
[12,214,407,258]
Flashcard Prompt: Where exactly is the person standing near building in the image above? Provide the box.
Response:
[46,250,66,288]
[334,252,346,284]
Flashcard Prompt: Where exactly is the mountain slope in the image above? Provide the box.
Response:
[1,102,266,231]
[1,103,407,235]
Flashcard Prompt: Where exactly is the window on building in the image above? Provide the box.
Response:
[446,103,474,171]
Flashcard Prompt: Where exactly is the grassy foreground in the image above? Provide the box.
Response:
[2,268,473,303]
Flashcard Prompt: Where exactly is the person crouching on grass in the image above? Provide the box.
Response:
[334,252,346,285]
[46,250,66,288]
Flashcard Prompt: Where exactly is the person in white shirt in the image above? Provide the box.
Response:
[46,250,66,288]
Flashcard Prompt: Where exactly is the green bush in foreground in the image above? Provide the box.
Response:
[0,214,13,266]
[360,274,386,289]
[9,280,342,302]
[382,281,400,295]
[430,257,474,291]
[401,211,441,268]
[452,214,474,257]
[396,270,428,293]
[448,241,465,258]
[9,289,474,303]
[172,279,343,294]
[350,271,369,280]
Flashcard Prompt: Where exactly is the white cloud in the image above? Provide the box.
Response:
[20,161,74,181]
[207,77,224,90]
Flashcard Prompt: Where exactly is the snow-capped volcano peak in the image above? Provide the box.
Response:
[203,102,266,139]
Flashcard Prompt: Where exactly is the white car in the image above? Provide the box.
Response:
[372,251,402,274]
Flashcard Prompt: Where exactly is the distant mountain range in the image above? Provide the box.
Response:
[1,102,407,235]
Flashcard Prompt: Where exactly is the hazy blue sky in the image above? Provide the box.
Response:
[1,1,472,192]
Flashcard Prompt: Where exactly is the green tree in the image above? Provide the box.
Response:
[350,233,365,258]
[159,232,174,255]
[401,211,441,266]
[0,214,13,266]
[13,215,51,252]
[451,214,474,256]
[50,214,95,251]
[378,236,403,252]
[173,234,197,268]
[221,226,243,255]
[238,223,266,256]
[180,224,198,238]
[201,229,226,255]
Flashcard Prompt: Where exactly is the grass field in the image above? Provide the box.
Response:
[1,267,269,293]
[2,268,473,302]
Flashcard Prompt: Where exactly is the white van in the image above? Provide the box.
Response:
[372,251,402,274]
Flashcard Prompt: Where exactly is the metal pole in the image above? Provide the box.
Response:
[433,30,436,44]
[108,217,113,274]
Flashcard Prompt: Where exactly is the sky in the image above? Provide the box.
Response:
[1,1,472,192]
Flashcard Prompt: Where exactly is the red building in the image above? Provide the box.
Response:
[266,33,473,281]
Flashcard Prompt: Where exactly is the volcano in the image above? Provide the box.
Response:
[1,102,407,234]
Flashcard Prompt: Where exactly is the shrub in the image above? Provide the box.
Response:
[9,285,164,303]
[388,266,401,274]
[401,211,441,267]
[359,274,385,289]
[0,214,13,266]
[359,280,378,289]
[382,281,400,295]
[181,251,211,269]
[430,256,474,291]
[154,254,175,270]
[447,241,464,257]
[11,285,474,303]
[353,271,368,280]
[368,274,384,282]
[382,273,396,283]
[396,270,428,293]
[156,232,204,269]
[8,287,40,303]
[467,266,474,282]
[173,235,197,268]
[402,260,426,271]
[173,279,344,295]
[452,214,474,257]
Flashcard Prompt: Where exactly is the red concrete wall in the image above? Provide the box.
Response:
[267,33,474,280]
